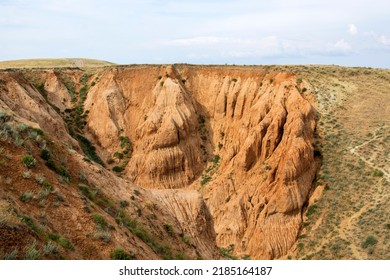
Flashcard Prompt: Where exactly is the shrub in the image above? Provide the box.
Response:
[113,166,124,173]
[56,165,71,180]
[3,249,18,260]
[306,204,318,218]
[270,78,274,84]
[76,134,105,167]
[20,192,33,202]
[164,224,174,236]
[21,215,42,234]
[43,242,59,256]
[40,149,51,161]
[22,154,35,168]
[93,231,111,243]
[212,155,220,165]
[92,213,108,230]
[200,175,211,186]
[361,236,377,249]
[219,244,237,260]
[24,242,40,260]
[57,237,74,251]
[113,152,124,159]
[45,159,57,171]
[111,248,133,260]
[22,171,31,179]
[119,200,129,208]
[182,234,191,245]
[372,169,384,177]
[35,174,45,184]
[79,184,95,202]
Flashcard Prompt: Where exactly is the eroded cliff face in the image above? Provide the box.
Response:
[0,65,318,259]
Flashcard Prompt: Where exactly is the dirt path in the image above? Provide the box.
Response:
[349,127,390,179]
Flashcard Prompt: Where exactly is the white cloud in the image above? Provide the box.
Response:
[166,37,257,46]
[333,39,352,52]
[348,24,358,35]
[378,35,390,46]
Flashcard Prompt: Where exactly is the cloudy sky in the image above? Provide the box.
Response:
[1,0,390,67]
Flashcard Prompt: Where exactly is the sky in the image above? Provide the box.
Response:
[1,0,390,68]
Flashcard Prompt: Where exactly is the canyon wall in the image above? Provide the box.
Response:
[0,65,318,259]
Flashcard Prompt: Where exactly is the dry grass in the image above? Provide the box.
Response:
[0,200,22,228]
[292,66,390,260]
[0,58,114,69]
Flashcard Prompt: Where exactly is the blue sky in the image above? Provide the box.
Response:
[1,0,390,67]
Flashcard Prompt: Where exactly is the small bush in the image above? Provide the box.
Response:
[22,154,36,168]
[182,234,191,245]
[306,204,318,218]
[21,215,42,233]
[45,159,57,171]
[212,155,220,165]
[119,200,129,208]
[56,165,71,180]
[113,152,124,159]
[219,244,237,260]
[111,248,133,260]
[22,171,31,179]
[93,231,111,243]
[43,242,59,256]
[200,175,211,186]
[42,181,53,192]
[361,235,377,249]
[372,169,384,177]
[79,184,95,202]
[40,149,51,161]
[92,213,108,230]
[24,242,40,260]
[164,224,174,236]
[35,174,45,184]
[270,78,274,84]
[20,192,33,202]
[112,166,124,173]
[57,237,74,251]
[3,249,18,260]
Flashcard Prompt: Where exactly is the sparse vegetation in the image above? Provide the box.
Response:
[24,241,40,260]
[92,213,108,230]
[111,248,134,260]
[164,224,174,236]
[22,154,35,168]
[20,192,33,202]
[219,244,238,260]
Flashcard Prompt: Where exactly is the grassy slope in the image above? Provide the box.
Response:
[0,58,114,69]
[284,65,390,259]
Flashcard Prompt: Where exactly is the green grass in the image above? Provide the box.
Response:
[22,154,36,168]
[92,213,108,230]
[111,248,134,260]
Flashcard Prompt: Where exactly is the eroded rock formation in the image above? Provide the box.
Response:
[0,65,318,259]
